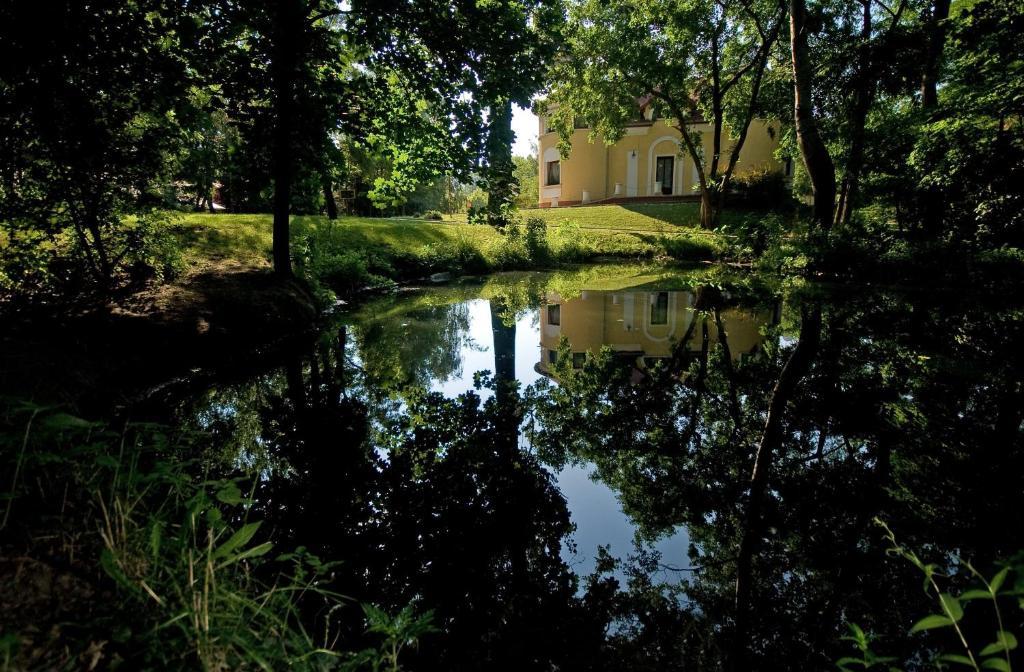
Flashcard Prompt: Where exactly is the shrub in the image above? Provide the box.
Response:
[551,220,592,263]
[730,168,794,210]
[418,238,490,275]
[838,520,1024,672]
[488,223,531,269]
[295,231,374,296]
[661,233,722,261]
[1,210,185,301]
[421,210,444,221]
[524,217,551,265]
[123,211,185,284]
[718,212,788,261]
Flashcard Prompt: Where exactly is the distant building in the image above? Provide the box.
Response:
[537,99,785,207]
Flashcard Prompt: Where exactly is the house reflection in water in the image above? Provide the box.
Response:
[535,289,779,377]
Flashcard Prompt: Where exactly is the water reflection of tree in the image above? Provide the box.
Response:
[187,328,612,671]
[530,287,1024,669]
[350,300,475,391]
[180,283,1024,670]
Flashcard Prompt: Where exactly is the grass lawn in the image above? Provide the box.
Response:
[174,203,730,273]
[173,213,501,267]
[444,202,745,232]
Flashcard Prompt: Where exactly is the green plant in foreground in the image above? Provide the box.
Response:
[838,519,1021,672]
[343,605,437,672]
[0,402,431,671]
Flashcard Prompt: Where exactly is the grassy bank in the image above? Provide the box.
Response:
[172,206,730,292]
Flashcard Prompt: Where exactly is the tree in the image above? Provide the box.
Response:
[0,0,208,290]
[907,0,1024,245]
[513,153,540,208]
[787,0,837,230]
[546,0,785,228]
[529,281,1024,669]
[212,0,562,275]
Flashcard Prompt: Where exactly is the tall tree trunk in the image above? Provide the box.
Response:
[79,195,113,288]
[921,0,951,109]
[671,116,716,229]
[731,305,822,671]
[718,20,779,220]
[789,0,836,230]
[271,1,300,278]
[485,99,516,229]
[710,22,724,185]
[834,0,874,228]
[322,173,338,220]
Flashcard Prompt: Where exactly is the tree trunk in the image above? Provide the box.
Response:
[715,6,784,224]
[699,190,716,229]
[834,1,874,228]
[322,173,338,220]
[485,99,516,229]
[718,37,776,220]
[271,1,300,278]
[731,305,822,671]
[789,0,836,230]
[82,202,113,289]
[671,116,716,229]
[921,0,951,109]
[490,297,517,394]
[710,24,723,184]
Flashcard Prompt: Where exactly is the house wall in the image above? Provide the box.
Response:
[537,115,783,207]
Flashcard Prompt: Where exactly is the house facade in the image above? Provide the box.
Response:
[537,104,785,207]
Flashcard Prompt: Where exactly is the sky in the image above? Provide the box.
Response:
[511,104,539,158]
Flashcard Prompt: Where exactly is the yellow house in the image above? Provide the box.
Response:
[537,100,786,207]
[535,288,779,376]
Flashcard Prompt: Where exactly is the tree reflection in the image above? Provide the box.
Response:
[180,280,1024,670]
[348,296,475,392]
[531,288,1024,669]
[183,325,609,671]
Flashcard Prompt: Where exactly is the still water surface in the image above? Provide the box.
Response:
[161,265,1024,670]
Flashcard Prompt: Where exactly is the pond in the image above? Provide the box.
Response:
[13,263,1024,669]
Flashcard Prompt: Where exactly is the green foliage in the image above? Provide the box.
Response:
[838,521,1024,672]
[0,402,355,670]
[344,605,437,672]
[729,168,795,210]
[545,0,784,223]
[0,210,186,302]
[524,217,552,264]
[419,239,490,276]
[420,210,444,221]
[0,1,207,290]
[660,232,724,261]
[513,154,540,208]
[122,211,186,284]
[718,212,789,261]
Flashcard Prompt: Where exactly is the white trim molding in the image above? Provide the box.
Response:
[646,136,682,195]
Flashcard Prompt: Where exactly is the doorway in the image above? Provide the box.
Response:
[655,156,674,195]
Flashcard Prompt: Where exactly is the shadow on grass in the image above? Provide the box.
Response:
[0,266,317,413]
